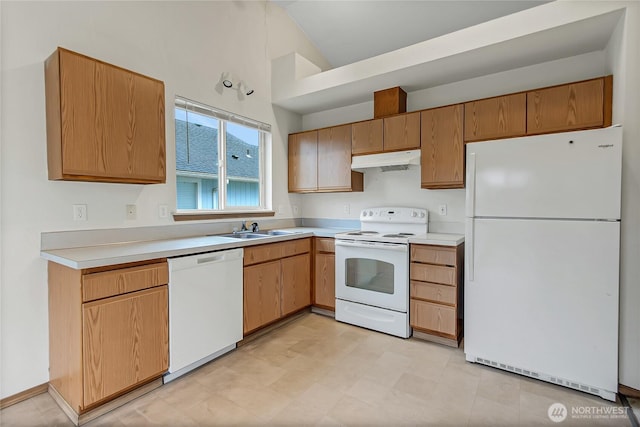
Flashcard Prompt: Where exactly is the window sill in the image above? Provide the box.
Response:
[173,210,276,221]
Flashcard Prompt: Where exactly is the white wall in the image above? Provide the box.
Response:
[605,4,640,391]
[301,52,607,235]
[0,1,327,399]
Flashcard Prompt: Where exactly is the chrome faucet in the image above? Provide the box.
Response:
[251,222,259,232]
[240,220,248,232]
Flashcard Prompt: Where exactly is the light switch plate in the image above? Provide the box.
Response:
[438,204,447,216]
[126,204,137,220]
[73,204,87,221]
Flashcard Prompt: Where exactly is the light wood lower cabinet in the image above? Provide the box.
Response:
[48,260,169,415]
[313,237,335,310]
[82,287,168,406]
[243,238,311,334]
[410,243,464,346]
[243,261,281,333]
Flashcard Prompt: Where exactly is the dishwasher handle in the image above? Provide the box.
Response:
[169,248,243,271]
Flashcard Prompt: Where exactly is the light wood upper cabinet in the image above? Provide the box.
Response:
[281,254,311,316]
[351,119,383,155]
[527,76,612,135]
[288,130,318,192]
[383,112,420,151]
[45,47,166,184]
[82,286,168,406]
[420,105,465,189]
[289,126,362,193]
[464,93,526,142]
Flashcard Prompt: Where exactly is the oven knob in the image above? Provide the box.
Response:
[362,211,368,217]
[369,210,374,217]
[419,211,426,218]
[411,211,417,217]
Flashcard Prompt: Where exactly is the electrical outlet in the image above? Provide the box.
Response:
[73,204,87,221]
[158,204,168,218]
[126,204,137,220]
[438,204,447,216]
[343,204,350,214]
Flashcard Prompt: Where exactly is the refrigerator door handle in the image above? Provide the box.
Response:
[466,153,476,218]
[466,218,474,282]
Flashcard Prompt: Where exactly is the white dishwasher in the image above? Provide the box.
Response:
[164,248,243,383]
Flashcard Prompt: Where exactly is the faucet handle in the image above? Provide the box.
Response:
[251,222,259,232]
[240,220,248,231]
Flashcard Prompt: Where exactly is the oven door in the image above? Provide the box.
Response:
[335,239,409,312]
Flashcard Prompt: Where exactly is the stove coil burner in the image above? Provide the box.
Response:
[382,233,415,238]
[347,231,378,236]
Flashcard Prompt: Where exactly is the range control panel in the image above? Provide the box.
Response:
[360,207,428,224]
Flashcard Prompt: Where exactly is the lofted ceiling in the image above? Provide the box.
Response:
[273,0,549,68]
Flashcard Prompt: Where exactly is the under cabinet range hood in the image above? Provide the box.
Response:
[351,149,421,172]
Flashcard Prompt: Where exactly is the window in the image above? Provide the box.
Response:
[175,97,271,214]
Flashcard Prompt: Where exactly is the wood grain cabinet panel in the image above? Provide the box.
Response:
[351,119,383,155]
[318,124,359,191]
[288,130,318,192]
[243,261,282,334]
[281,254,311,316]
[527,77,610,135]
[410,299,457,336]
[420,105,464,189]
[82,286,168,407]
[464,93,526,142]
[48,259,169,415]
[383,112,420,151]
[410,243,464,346]
[313,238,336,310]
[45,47,166,184]
[243,238,312,334]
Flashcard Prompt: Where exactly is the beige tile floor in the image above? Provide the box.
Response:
[1,313,636,426]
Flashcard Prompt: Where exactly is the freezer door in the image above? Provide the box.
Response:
[465,218,619,392]
[466,126,622,220]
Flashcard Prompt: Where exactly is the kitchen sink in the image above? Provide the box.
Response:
[260,230,297,236]
[219,233,267,239]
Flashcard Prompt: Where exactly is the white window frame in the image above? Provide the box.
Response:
[174,96,272,216]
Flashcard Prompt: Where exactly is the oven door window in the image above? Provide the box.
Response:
[345,258,394,294]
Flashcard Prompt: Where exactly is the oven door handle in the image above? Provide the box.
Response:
[334,240,408,252]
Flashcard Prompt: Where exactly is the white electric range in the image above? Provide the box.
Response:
[334,207,428,338]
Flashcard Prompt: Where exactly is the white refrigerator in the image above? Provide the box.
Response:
[464,126,622,401]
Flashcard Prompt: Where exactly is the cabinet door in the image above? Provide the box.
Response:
[464,93,526,142]
[56,48,165,183]
[314,252,335,309]
[288,131,318,192]
[420,105,464,189]
[410,299,457,336]
[82,286,168,407]
[317,124,359,191]
[527,78,606,135]
[96,62,166,182]
[351,119,383,155]
[281,254,311,316]
[383,112,420,151]
[243,261,281,334]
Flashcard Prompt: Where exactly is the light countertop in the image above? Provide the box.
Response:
[409,233,465,246]
[41,227,354,270]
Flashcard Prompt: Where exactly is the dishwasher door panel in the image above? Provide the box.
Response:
[167,248,243,377]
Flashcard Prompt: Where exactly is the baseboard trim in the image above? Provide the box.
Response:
[49,378,163,426]
[0,383,48,409]
[620,384,640,399]
[311,306,335,318]
[238,308,311,347]
[412,330,460,348]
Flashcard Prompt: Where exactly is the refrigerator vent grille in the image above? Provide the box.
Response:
[474,357,601,396]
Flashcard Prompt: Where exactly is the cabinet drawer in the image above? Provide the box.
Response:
[281,238,311,258]
[410,281,456,305]
[410,245,456,266]
[82,262,168,302]
[315,238,335,253]
[410,263,455,286]
[410,299,456,336]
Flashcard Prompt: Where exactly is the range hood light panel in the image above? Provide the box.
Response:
[351,149,421,172]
